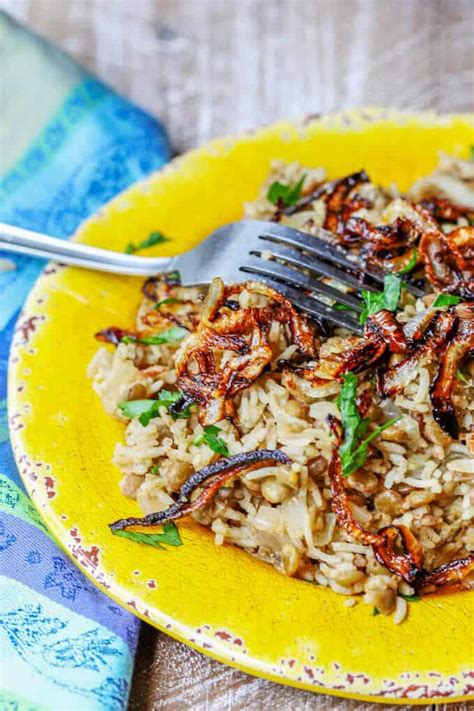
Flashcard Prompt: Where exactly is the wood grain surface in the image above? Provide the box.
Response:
[1,0,473,709]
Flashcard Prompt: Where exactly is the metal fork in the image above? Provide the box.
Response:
[0,220,424,335]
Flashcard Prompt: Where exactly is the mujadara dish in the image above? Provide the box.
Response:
[89,153,474,623]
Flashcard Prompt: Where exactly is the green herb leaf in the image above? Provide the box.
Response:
[154,298,181,310]
[118,390,183,426]
[338,373,369,468]
[193,425,229,457]
[150,464,160,475]
[333,302,352,312]
[399,593,421,602]
[359,274,402,324]
[338,373,399,477]
[171,405,193,420]
[432,293,462,308]
[397,248,418,274]
[342,417,399,477]
[122,326,188,346]
[111,522,182,548]
[456,368,469,384]
[267,174,306,207]
[372,607,381,616]
[124,231,170,254]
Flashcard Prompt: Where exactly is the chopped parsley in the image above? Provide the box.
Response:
[333,302,352,312]
[150,464,160,475]
[338,372,399,477]
[125,231,169,254]
[359,274,402,325]
[456,368,469,384]
[111,522,182,549]
[154,298,181,310]
[267,174,306,207]
[193,425,229,456]
[399,593,421,602]
[121,326,187,345]
[397,248,418,274]
[372,607,381,616]
[432,293,462,308]
[118,390,185,426]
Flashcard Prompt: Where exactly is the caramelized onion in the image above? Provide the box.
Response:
[283,170,370,224]
[372,525,424,584]
[109,449,291,531]
[345,216,422,272]
[446,225,474,272]
[419,197,473,223]
[327,416,380,545]
[176,278,316,424]
[327,416,425,583]
[95,327,136,346]
[430,303,474,438]
[364,310,408,354]
[376,311,455,398]
[322,171,371,238]
[419,225,474,297]
[415,554,474,594]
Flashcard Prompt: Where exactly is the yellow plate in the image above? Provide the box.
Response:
[9,109,474,704]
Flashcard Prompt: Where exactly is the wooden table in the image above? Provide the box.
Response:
[2,1,473,708]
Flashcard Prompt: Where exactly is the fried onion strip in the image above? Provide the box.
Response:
[176,278,317,424]
[109,449,291,531]
[376,310,455,398]
[372,526,424,584]
[327,417,381,546]
[430,304,474,438]
[415,554,474,594]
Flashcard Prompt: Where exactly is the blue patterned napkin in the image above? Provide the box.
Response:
[0,12,171,709]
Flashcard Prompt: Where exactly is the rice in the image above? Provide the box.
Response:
[89,159,474,621]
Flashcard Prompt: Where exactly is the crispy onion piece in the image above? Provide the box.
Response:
[327,417,424,583]
[225,282,316,356]
[109,449,291,531]
[321,171,372,239]
[419,197,474,223]
[290,310,406,385]
[372,525,424,584]
[344,216,422,272]
[446,225,474,271]
[376,310,455,398]
[142,274,180,300]
[282,170,370,224]
[364,309,408,354]
[419,225,474,297]
[430,303,474,438]
[95,327,136,346]
[142,299,202,332]
[176,278,316,424]
[140,279,205,332]
[419,230,453,286]
[415,554,474,594]
[327,417,380,546]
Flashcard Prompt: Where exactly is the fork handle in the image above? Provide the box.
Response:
[0,222,173,276]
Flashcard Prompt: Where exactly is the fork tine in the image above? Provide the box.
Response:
[254,275,364,334]
[255,220,382,280]
[252,220,425,298]
[241,255,363,310]
[254,242,373,297]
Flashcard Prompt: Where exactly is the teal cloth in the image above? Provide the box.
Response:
[0,12,171,710]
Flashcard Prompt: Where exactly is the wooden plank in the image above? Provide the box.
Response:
[1,0,472,708]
